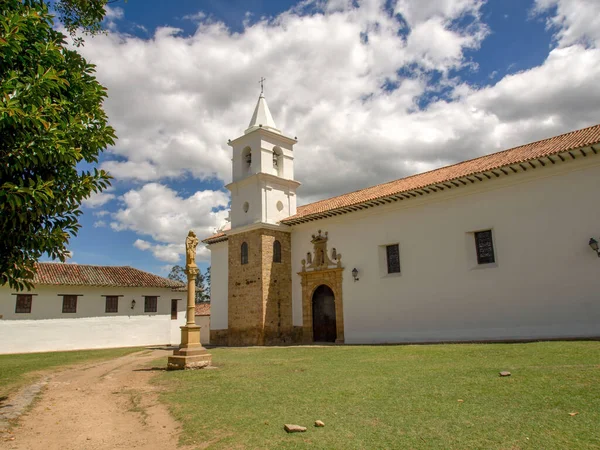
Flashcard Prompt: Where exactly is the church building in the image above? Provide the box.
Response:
[203,93,600,346]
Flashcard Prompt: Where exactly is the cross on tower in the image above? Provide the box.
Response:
[258,77,266,94]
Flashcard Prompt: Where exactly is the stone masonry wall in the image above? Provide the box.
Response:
[227,228,294,346]
[261,231,293,345]
[228,230,264,346]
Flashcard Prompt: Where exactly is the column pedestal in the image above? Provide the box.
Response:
[167,264,212,370]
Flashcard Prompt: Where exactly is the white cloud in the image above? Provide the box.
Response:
[82,188,116,208]
[182,12,206,22]
[93,210,110,217]
[134,239,210,264]
[113,184,228,261]
[134,239,182,263]
[534,0,600,47]
[93,220,107,228]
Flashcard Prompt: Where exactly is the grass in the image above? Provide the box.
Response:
[0,347,143,398]
[154,342,600,449]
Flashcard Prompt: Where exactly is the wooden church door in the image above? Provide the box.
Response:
[312,285,337,342]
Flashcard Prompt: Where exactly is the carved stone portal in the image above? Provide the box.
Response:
[298,230,345,343]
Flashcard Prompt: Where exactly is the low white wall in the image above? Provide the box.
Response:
[0,285,186,354]
[291,155,600,343]
[195,315,211,344]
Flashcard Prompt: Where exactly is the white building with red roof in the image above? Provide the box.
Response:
[202,93,600,346]
[0,263,190,354]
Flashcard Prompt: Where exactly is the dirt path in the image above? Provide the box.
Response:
[2,349,194,450]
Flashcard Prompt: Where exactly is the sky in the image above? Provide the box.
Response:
[54,0,600,276]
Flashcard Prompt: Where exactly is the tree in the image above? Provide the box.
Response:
[168,265,210,303]
[204,266,211,298]
[0,0,116,290]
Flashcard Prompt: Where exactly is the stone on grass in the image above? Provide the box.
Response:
[284,424,307,433]
[499,371,511,377]
[315,420,325,427]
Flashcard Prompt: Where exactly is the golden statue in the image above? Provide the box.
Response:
[185,230,198,267]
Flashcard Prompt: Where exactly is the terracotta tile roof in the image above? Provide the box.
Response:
[195,303,211,316]
[202,231,227,245]
[282,123,600,223]
[32,263,185,289]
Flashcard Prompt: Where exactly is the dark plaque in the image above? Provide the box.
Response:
[386,244,401,274]
[475,230,495,264]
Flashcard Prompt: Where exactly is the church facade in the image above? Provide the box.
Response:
[203,94,600,346]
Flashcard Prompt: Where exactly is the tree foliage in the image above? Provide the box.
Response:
[168,265,210,303]
[0,0,116,290]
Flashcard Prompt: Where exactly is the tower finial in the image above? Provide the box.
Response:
[258,76,266,95]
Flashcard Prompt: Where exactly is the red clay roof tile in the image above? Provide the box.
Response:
[194,303,211,316]
[32,263,184,289]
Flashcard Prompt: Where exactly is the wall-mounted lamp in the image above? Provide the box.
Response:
[589,238,600,257]
[352,268,359,282]
[131,299,136,309]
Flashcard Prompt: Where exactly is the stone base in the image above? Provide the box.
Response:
[210,329,228,346]
[167,352,212,370]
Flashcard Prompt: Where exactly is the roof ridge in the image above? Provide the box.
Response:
[37,262,131,269]
[296,123,600,214]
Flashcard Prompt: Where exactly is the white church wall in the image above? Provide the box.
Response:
[266,182,296,224]
[195,315,211,344]
[291,156,600,343]
[229,179,265,227]
[209,241,229,331]
[0,285,186,354]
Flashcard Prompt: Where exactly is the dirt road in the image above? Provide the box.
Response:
[3,349,194,450]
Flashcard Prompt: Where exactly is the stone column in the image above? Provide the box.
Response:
[167,264,212,370]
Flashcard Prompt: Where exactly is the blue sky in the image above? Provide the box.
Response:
[55,0,600,276]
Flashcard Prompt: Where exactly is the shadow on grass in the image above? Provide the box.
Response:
[133,367,167,372]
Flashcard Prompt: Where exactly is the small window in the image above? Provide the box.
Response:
[171,299,178,320]
[273,240,282,263]
[105,296,119,313]
[241,242,249,265]
[475,230,495,264]
[62,295,78,313]
[144,296,158,313]
[15,294,32,313]
[386,244,401,274]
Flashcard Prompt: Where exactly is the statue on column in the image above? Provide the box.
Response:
[185,230,198,268]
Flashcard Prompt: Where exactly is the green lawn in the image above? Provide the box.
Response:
[154,342,600,449]
[0,347,143,398]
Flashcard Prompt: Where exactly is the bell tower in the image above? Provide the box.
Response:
[224,86,298,346]
[226,91,300,228]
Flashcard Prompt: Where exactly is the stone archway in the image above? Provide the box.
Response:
[299,267,344,344]
[312,285,337,342]
[298,230,345,344]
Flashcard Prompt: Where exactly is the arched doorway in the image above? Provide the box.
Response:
[312,285,336,342]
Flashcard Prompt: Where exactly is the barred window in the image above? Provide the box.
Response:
[105,296,119,313]
[62,295,78,313]
[386,244,401,274]
[15,294,32,313]
[144,296,158,313]
[475,230,495,264]
[273,240,282,263]
[241,242,249,265]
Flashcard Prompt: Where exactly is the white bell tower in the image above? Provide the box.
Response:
[226,88,300,229]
